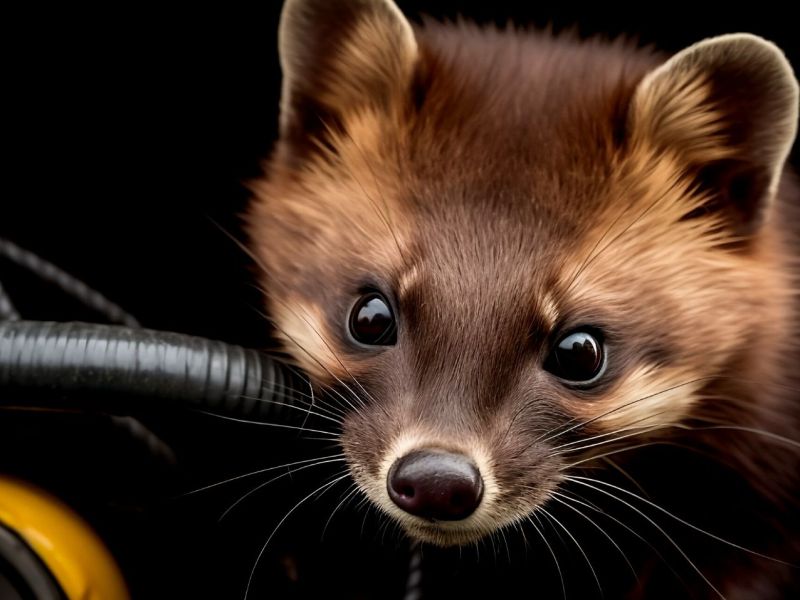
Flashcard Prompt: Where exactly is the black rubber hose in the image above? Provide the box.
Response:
[0,321,308,421]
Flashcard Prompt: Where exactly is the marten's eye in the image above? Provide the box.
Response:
[544,329,605,385]
[349,292,397,346]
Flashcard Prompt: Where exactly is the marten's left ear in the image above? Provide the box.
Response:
[629,34,799,233]
[277,0,418,157]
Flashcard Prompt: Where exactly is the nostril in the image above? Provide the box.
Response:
[400,486,415,498]
[387,449,484,521]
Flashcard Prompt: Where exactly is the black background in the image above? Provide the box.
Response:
[2,2,799,599]
[4,2,798,346]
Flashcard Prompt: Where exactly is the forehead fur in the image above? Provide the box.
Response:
[253,24,661,278]
[250,22,793,392]
[249,108,411,290]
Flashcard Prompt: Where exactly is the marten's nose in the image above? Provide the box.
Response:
[387,450,483,521]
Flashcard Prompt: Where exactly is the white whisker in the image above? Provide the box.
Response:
[566,475,727,600]
[180,452,346,497]
[540,505,604,597]
[527,511,566,600]
[194,409,340,440]
[569,475,795,567]
[321,483,361,542]
[551,491,637,581]
[244,472,350,599]
[220,457,347,522]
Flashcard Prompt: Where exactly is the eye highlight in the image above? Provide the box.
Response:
[349,292,397,346]
[544,329,605,385]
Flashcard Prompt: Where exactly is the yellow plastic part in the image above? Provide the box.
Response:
[0,476,130,600]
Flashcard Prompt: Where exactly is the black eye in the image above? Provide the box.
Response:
[349,292,397,346]
[544,329,605,384]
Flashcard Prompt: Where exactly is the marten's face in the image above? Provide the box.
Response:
[249,0,798,546]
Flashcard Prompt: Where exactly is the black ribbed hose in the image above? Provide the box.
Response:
[0,321,308,421]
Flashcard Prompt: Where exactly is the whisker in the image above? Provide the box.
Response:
[241,238,389,422]
[552,422,671,458]
[359,496,374,540]
[314,388,354,419]
[179,452,346,497]
[562,422,800,474]
[321,483,361,542]
[602,458,651,499]
[533,378,710,449]
[194,410,340,440]
[561,441,682,470]
[675,422,800,449]
[569,475,796,567]
[513,374,799,462]
[539,505,604,597]
[498,525,512,563]
[376,509,394,547]
[550,411,673,454]
[527,511,566,600]
[220,458,347,522]
[551,491,637,580]
[280,361,350,419]
[237,392,343,426]
[252,303,366,416]
[268,297,373,411]
[243,472,350,599]
[701,374,800,396]
[487,531,498,565]
[247,377,347,420]
[513,518,530,556]
[566,476,727,600]
[252,285,386,423]
[555,488,691,591]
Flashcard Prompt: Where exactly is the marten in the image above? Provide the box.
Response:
[247,0,800,597]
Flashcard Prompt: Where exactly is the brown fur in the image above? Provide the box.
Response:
[248,1,800,597]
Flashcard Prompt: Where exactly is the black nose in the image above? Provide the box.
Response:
[387,450,483,521]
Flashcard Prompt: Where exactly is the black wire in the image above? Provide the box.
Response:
[0,281,20,321]
[109,415,177,465]
[0,237,139,327]
[404,542,423,600]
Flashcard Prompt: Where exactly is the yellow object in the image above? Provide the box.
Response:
[0,476,130,600]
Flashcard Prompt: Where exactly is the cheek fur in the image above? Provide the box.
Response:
[273,300,348,383]
[563,364,704,433]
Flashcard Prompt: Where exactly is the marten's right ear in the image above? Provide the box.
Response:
[628,34,798,234]
[277,0,418,154]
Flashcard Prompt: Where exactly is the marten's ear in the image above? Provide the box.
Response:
[629,34,798,233]
[277,0,417,154]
